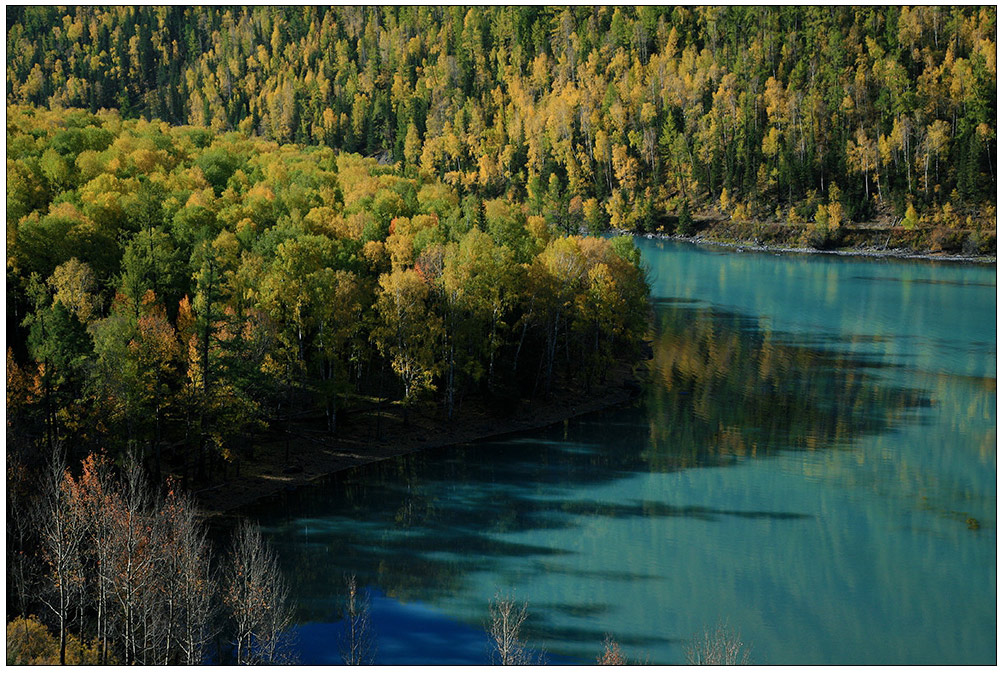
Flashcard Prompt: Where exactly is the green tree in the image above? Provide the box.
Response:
[372,268,442,419]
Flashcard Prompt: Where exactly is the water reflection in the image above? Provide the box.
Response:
[235,293,951,662]
[291,590,567,666]
[643,304,932,470]
[225,241,995,664]
[852,275,996,289]
[640,239,995,381]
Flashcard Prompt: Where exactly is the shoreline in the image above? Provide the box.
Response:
[621,230,996,265]
[192,229,993,518]
[195,365,645,519]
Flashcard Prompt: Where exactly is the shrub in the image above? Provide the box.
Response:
[6,616,104,665]
[902,202,919,229]
[800,223,830,250]
[597,635,627,665]
[684,621,752,666]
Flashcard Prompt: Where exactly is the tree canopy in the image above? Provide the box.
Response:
[7,105,650,478]
[7,6,996,230]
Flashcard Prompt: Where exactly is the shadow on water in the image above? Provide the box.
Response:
[228,300,934,662]
[852,275,997,289]
[557,500,813,521]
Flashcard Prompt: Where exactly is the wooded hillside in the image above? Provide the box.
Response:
[7,6,996,232]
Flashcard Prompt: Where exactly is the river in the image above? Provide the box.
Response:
[237,239,996,665]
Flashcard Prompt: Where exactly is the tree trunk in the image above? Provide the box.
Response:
[905,133,912,193]
[58,584,67,665]
[924,152,929,198]
[446,342,455,421]
[544,312,560,397]
[285,376,292,465]
[986,142,995,186]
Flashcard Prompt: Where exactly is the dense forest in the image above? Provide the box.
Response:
[7,6,997,237]
[7,103,649,475]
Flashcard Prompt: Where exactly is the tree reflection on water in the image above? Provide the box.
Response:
[233,299,933,645]
[642,302,932,470]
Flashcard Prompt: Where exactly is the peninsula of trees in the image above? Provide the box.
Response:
[7,103,650,482]
[5,100,649,663]
[7,6,997,250]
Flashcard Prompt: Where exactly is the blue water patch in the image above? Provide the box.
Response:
[293,589,561,665]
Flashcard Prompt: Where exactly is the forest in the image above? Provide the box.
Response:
[5,5,996,665]
[6,6,997,243]
[7,102,649,469]
[5,101,649,662]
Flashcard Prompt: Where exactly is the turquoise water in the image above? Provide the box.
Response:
[241,240,996,665]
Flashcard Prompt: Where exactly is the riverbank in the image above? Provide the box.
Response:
[641,232,997,264]
[612,210,997,263]
[617,221,995,264]
[193,363,646,518]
